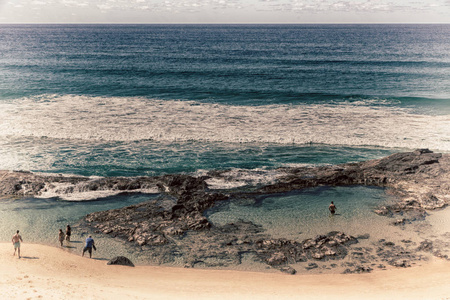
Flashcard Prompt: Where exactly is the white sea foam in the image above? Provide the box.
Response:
[36,187,123,201]
[201,168,289,190]
[33,175,160,201]
[0,94,449,151]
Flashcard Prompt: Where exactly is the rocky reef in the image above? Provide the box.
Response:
[1,149,449,273]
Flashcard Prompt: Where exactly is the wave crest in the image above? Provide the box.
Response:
[0,94,448,151]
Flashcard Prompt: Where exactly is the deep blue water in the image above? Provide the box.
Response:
[1,24,450,104]
[0,24,449,178]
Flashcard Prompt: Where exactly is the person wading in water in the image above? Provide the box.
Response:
[329,201,337,215]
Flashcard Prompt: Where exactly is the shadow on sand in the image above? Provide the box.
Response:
[92,257,110,261]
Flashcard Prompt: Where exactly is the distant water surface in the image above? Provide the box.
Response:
[0,24,449,179]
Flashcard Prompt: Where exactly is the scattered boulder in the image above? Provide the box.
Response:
[305,263,318,270]
[343,265,373,274]
[417,240,433,252]
[356,234,370,240]
[391,259,411,268]
[107,256,135,267]
[279,266,297,275]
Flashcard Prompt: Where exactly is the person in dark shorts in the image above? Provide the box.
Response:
[12,230,23,258]
[82,235,96,258]
[65,225,71,241]
[329,201,337,215]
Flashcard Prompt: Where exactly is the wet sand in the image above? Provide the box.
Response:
[1,243,449,300]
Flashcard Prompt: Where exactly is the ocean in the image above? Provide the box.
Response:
[0,24,449,268]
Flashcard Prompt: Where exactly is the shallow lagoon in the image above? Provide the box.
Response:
[207,186,410,242]
[0,186,445,272]
[0,193,159,263]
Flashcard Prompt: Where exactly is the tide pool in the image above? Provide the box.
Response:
[206,186,427,243]
[0,194,159,263]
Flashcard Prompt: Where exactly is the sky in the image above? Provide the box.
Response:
[0,0,450,23]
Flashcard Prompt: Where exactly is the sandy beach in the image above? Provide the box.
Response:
[1,243,449,300]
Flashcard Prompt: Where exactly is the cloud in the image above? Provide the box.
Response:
[64,0,246,13]
[256,0,446,13]
[2,0,449,22]
[8,0,447,14]
[31,0,48,5]
[60,0,89,7]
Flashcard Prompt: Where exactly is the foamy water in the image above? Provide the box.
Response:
[0,95,448,151]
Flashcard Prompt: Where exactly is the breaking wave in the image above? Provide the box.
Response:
[0,94,448,151]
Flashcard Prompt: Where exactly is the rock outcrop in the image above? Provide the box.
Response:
[1,150,449,272]
[1,150,448,211]
[107,256,135,267]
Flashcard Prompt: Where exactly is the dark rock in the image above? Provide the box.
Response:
[267,252,287,266]
[383,242,395,247]
[305,263,318,270]
[343,265,373,274]
[391,259,411,268]
[311,252,325,260]
[417,240,433,252]
[413,149,433,155]
[162,226,185,236]
[279,266,297,275]
[107,256,135,267]
[374,206,391,216]
[302,239,316,250]
[393,218,406,226]
[356,234,370,239]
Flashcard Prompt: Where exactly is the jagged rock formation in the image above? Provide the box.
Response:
[1,149,448,210]
[1,150,449,273]
[259,149,449,210]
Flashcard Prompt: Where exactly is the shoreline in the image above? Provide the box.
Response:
[1,150,449,274]
[1,242,449,300]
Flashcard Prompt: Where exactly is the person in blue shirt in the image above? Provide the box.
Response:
[82,235,96,258]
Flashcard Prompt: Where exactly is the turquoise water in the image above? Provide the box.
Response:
[0,186,431,268]
[0,194,159,262]
[207,186,403,241]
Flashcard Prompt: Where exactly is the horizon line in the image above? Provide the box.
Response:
[1,22,450,25]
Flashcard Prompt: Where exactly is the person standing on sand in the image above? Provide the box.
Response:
[58,229,65,247]
[82,235,96,258]
[329,201,337,215]
[65,225,71,242]
[12,230,23,258]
